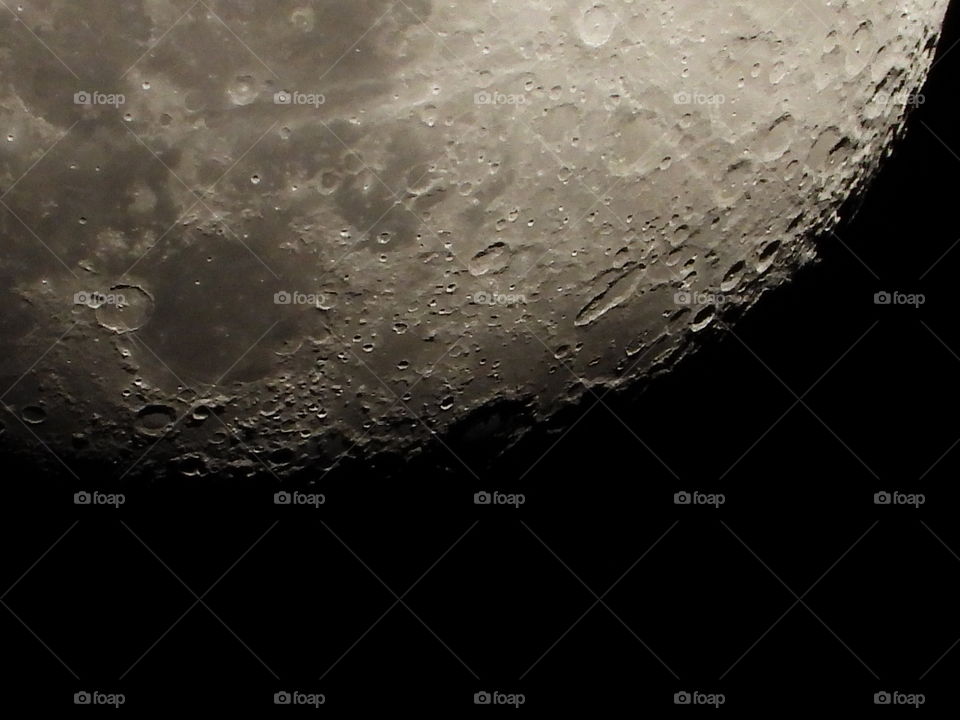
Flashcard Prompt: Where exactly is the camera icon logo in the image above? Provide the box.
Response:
[74,691,91,705]
[274,91,292,105]
[674,92,692,105]
[674,291,692,305]
[874,491,891,505]
[274,291,292,305]
[674,491,691,505]
[74,491,91,505]
[474,92,492,105]
[874,691,891,705]
[674,691,692,705]
[474,491,491,505]
[274,491,292,505]
[74,91,92,106]
[274,691,292,705]
[474,691,491,705]
[874,291,892,305]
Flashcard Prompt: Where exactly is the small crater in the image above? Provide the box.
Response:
[757,240,781,273]
[96,285,154,334]
[691,305,716,332]
[136,405,177,436]
[576,267,641,327]
[227,75,259,106]
[469,242,512,276]
[21,406,46,424]
[576,4,617,47]
[176,454,207,477]
[720,261,746,292]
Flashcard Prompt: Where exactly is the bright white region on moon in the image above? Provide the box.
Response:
[0,0,949,481]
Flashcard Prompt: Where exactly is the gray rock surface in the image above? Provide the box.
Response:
[0,0,949,481]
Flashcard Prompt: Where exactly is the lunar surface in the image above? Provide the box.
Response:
[0,0,949,483]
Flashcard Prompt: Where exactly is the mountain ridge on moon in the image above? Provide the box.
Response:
[0,0,950,483]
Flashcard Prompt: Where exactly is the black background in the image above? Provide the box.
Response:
[3,3,960,714]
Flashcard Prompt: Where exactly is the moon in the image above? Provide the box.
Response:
[0,0,949,482]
